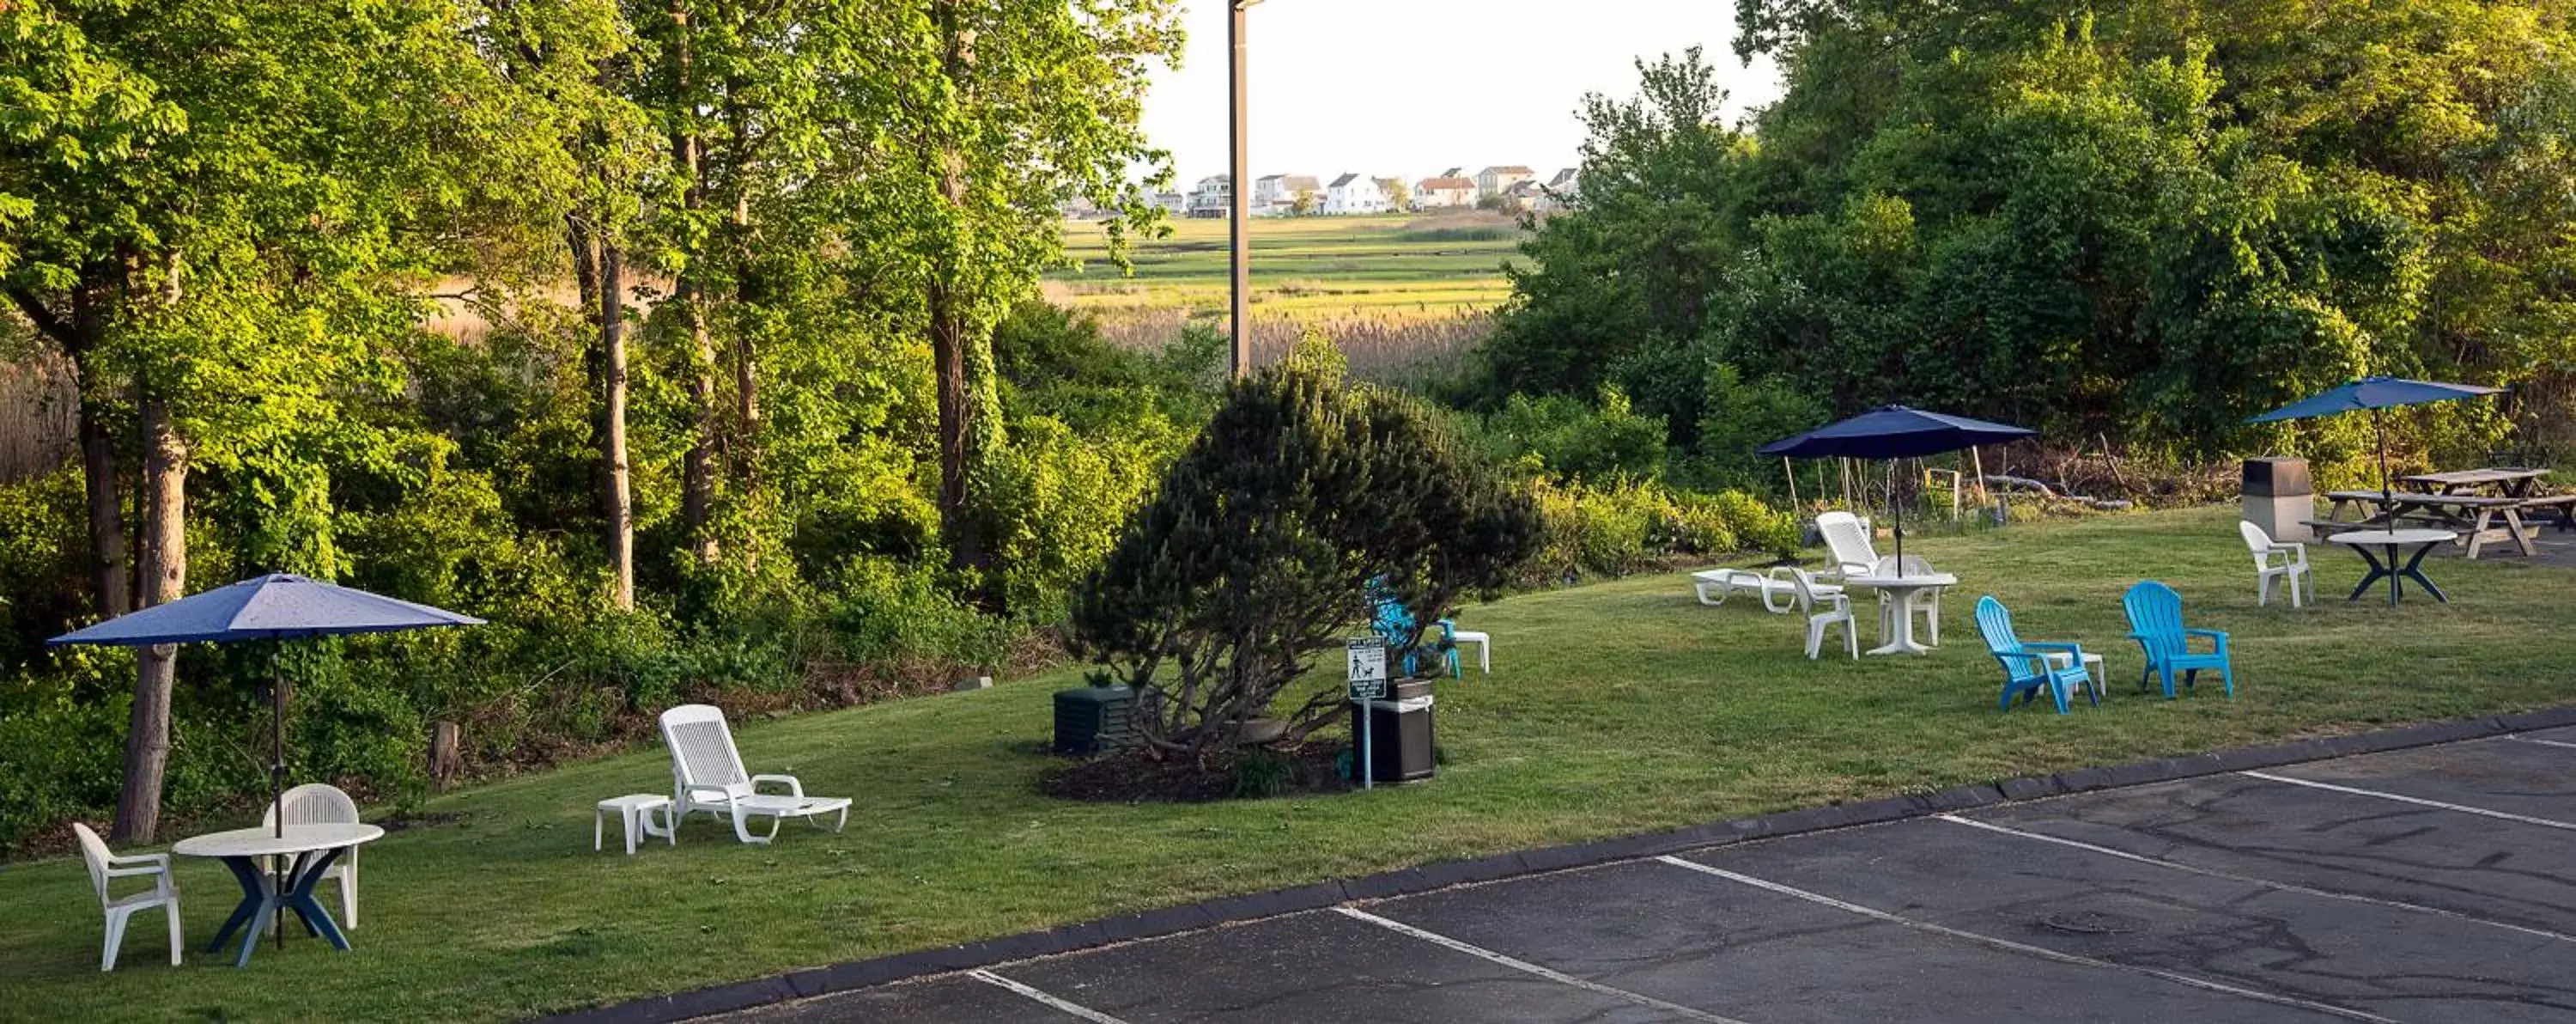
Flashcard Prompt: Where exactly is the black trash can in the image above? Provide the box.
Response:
[1351,679,1436,783]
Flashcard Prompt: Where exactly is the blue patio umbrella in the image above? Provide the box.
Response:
[1760,405,2037,566]
[2247,376,2504,503]
[50,575,483,839]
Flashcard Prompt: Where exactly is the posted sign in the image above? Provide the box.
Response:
[1346,638,1388,701]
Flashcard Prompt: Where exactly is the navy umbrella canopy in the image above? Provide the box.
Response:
[2247,376,2505,501]
[51,574,483,838]
[1760,405,2037,565]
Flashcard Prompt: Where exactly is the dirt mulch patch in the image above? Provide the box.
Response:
[1041,741,1354,802]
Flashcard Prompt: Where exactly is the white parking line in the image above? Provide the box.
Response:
[1937,814,2576,944]
[2508,734,2576,752]
[1330,906,1750,1024]
[969,968,1129,1024]
[2241,771,2576,832]
[1653,856,2395,1023]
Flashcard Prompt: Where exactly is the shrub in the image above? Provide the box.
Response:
[1073,340,1541,764]
[1474,388,1668,483]
[1526,478,1798,582]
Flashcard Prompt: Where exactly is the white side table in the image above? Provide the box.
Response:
[2044,649,2107,702]
[597,795,677,855]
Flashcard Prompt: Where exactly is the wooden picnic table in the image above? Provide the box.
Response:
[2399,467,2549,498]
[2318,489,2538,558]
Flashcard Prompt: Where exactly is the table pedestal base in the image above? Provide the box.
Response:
[2345,542,2447,606]
[206,849,351,967]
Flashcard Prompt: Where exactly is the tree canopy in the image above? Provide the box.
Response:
[1490,1,2576,464]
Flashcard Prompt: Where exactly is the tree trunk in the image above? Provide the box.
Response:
[112,394,188,844]
[79,401,129,617]
[601,241,635,611]
[930,1,987,576]
[673,3,720,565]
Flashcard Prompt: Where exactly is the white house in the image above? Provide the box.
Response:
[1412,175,1477,209]
[1475,165,1535,199]
[1253,174,1321,215]
[1533,168,1581,213]
[1374,177,1407,211]
[1149,191,1188,217]
[1498,179,1546,211]
[1323,172,1389,215]
[1185,174,1232,218]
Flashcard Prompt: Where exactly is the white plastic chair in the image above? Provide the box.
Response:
[2238,520,2311,608]
[71,823,180,972]
[263,783,361,928]
[1871,554,1943,646]
[1786,568,1856,660]
[660,704,850,844]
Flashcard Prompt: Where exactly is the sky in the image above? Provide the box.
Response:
[1139,0,1784,186]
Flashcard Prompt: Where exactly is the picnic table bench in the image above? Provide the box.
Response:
[2318,490,2541,558]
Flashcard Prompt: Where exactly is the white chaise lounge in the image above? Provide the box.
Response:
[659,704,851,845]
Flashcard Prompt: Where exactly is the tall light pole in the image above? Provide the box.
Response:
[1228,0,1261,378]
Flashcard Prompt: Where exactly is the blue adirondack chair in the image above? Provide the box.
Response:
[1367,586,1459,679]
[2123,581,2233,698]
[1973,595,2097,714]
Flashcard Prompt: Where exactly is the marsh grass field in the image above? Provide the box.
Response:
[1046,212,1528,377]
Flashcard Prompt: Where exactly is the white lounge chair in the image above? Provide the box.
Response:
[262,783,361,929]
[71,823,180,972]
[1692,568,1798,612]
[1819,512,1941,645]
[2238,520,2312,608]
[1786,568,1856,660]
[659,704,851,845]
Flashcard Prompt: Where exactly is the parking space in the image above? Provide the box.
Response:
[729,735,2576,1023]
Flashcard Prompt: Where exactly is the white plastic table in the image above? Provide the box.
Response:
[2325,528,2458,606]
[173,822,384,967]
[1841,571,1957,656]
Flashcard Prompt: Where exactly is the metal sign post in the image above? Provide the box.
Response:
[1346,638,1388,790]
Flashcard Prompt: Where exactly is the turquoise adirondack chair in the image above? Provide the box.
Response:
[2123,581,2233,698]
[1368,586,1459,679]
[1973,595,2097,714]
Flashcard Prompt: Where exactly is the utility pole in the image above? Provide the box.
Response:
[1229,1,1261,378]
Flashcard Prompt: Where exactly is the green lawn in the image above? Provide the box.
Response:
[1048,214,1523,317]
[7,506,2573,1021]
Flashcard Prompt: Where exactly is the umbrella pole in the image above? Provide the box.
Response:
[271,645,286,950]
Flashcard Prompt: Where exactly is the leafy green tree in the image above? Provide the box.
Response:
[1495,4,2576,462]
[1073,344,1540,764]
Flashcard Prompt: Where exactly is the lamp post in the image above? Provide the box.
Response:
[1228,0,1262,378]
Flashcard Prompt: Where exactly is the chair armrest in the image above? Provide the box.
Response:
[106,851,169,869]
[2185,628,2230,652]
[103,862,167,879]
[751,774,805,798]
[2023,641,2085,656]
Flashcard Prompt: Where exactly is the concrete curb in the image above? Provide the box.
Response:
[539,704,2576,1023]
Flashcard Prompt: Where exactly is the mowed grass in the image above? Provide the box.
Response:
[1048,214,1524,317]
[6,506,2574,1021]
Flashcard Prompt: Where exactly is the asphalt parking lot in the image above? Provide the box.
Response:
[727,729,2576,1023]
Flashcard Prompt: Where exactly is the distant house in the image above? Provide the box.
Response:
[1501,179,1546,211]
[1412,176,1478,209]
[1186,174,1232,218]
[1533,168,1581,213]
[1149,191,1188,217]
[1374,177,1408,210]
[1438,166,1465,178]
[1253,174,1321,215]
[1323,172,1389,215]
[1476,165,1535,198]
